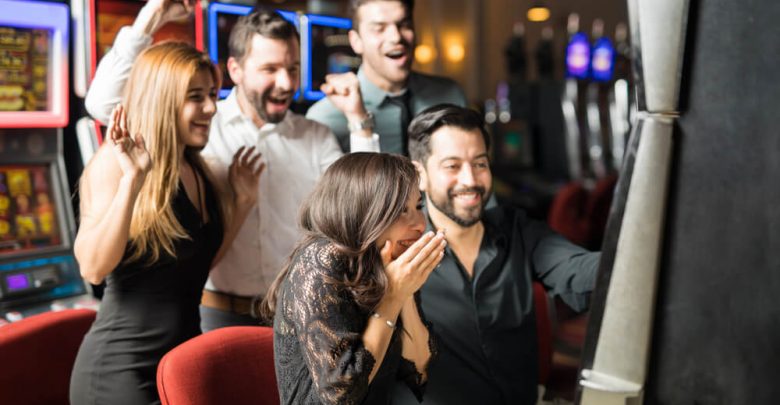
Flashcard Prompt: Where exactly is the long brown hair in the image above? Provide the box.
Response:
[115,42,219,264]
[262,152,419,320]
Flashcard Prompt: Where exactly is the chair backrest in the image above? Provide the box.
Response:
[157,326,279,405]
[549,176,618,250]
[548,181,591,246]
[0,308,96,405]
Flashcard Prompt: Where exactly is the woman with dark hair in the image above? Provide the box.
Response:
[263,152,446,404]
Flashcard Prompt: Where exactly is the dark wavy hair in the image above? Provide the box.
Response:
[261,152,419,320]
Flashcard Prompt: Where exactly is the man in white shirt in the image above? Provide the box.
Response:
[85,0,379,331]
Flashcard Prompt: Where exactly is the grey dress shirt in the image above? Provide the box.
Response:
[392,205,600,405]
[306,68,467,154]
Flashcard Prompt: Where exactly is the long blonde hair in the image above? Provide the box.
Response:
[122,42,221,264]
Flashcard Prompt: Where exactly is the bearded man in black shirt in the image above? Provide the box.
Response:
[392,104,600,405]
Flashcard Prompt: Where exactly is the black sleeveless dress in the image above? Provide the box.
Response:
[70,171,223,405]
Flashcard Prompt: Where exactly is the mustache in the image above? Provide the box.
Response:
[448,186,486,197]
[264,91,294,99]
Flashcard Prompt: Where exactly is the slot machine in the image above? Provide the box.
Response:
[300,13,359,102]
[607,23,633,170]
[579,0,780,403]
[206,2,298,99]
[562,14,590,181]
[0,0,93,322]
[584,20,613,179]
[72,0,205,164]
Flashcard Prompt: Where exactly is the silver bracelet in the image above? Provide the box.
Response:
[371,312,396,330]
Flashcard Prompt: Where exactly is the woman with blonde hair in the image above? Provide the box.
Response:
[70,41,262,404]
[263,152,446,404]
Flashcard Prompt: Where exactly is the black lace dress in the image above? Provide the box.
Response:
[273,238,436,405]
[70,169,223,405]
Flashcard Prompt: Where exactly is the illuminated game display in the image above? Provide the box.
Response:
[0,165,62,255]
[0,0,69,128]
[0,28,49,112]
[91,0,203,76]
[301,14,359,101]
[207,2,298,99]
[0,129,85,312]
[0,1,86,316]
[565,32,590,80]
[590,37,615,82]
[0,161,85,311]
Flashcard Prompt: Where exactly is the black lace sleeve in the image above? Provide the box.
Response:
[395,291,438,402]
[281,240,376,405]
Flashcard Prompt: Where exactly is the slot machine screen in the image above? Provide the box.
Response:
[94,0,198,67]
[302,14,359,101]
[565,32,590,80]
[590,37,615,82]
[0,27,50,113]
[0,0,69,128]
[207,3,298,99]
[0,165,65,257]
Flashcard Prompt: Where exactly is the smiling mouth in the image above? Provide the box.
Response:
[266,94,290,105]
[452,191,481,203]
[191,121,210,131]
[385,48,410,61]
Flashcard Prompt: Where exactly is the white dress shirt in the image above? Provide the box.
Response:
[201,92,344,295]
[85,27,379,296]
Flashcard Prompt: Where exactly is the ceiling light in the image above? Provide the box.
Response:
[527,3,550,22]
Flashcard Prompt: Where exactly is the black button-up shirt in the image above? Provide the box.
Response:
[393,206,599,405]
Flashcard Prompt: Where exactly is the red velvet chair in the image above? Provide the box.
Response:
[547,182,591,247]
[157,326,278,405]
[0,308,96,405]
[549,175,618,251]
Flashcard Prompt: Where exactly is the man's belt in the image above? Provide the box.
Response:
[201,289,257,316]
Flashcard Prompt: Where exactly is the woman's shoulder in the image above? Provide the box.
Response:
[299,237,343,268]
[83,142,122,180]
[287,237,346,282]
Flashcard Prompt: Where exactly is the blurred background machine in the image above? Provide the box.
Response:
[0,0,94,324]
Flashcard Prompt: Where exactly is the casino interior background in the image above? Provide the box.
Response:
[0,0,627,402]
[4,0,778,403]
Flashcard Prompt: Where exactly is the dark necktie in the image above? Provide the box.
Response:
[387,90,412,155]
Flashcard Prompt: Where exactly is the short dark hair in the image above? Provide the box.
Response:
[228,8,299,63]
[349,0,415,28]
[408,104,491,165]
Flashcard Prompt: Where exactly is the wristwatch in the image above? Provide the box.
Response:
[348,112,374,132]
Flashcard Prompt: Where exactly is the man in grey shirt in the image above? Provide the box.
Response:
[306,0,467,155]
[393,104,600,405]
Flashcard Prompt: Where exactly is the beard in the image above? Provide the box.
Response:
[246,87,291,124]
[428,185,488,227]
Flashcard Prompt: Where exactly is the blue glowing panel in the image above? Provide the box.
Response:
[207,3,299,99]
[566,32,590,80]
[591,37,615,82]
[301,14,358,101]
